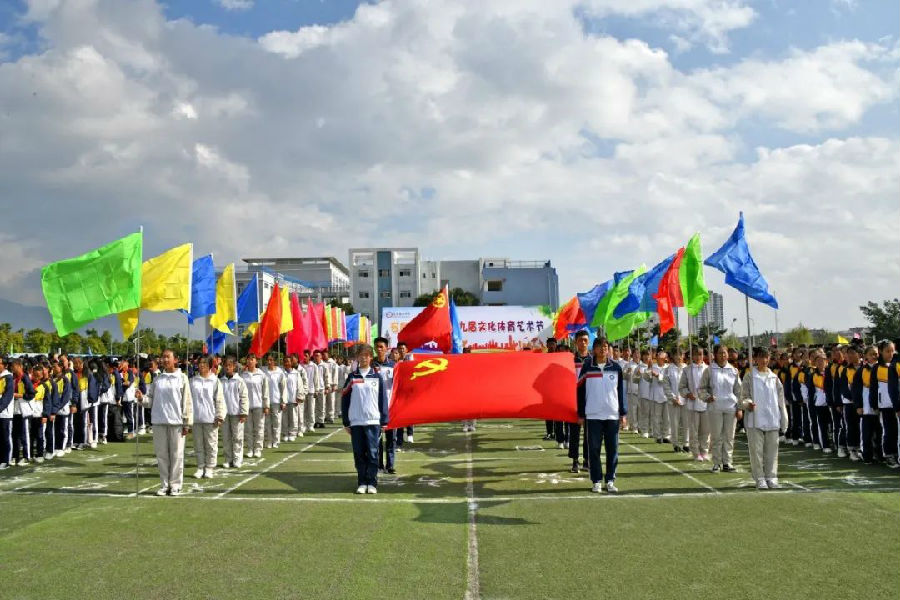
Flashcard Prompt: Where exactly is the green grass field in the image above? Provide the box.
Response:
[1,420,898,600]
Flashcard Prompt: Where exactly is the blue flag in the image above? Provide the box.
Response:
[650,335,659,348]
[345,313,360,342]
[449,297,463,354]
[614,255,675,319]
[577,279,613,325]
[236,272,261,325]
[705,212,778,309]
[180,254,217,324]
[206,329,227,355]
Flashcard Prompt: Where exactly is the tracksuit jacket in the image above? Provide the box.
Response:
[0,370,14,418]
[577,358,627,420]
[340,368,389,428]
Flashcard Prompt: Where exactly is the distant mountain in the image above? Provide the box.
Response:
[0,297,184,337]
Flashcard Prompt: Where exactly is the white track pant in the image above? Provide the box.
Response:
[669,403,689,447]
[153,424,185,491]
[244,408,265,455]
[193,423,218,470]
[709,410,737,467]
[265,406,283,445]
[746,427,779,482]
[689,411,710,457]
[222,415,244,467]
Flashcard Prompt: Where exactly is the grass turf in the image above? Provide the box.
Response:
[1,420,897,599]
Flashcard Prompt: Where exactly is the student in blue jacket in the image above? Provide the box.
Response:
[577,337,627,494]
[341,343,389,494]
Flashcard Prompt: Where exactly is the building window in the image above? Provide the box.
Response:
[378,269,390,278]
[422,273,427,279]
[399,290,411,299]
[432,273,437,278]
[358,291,370,299]
[358,270,369,278]
[380,291,391,299]
[399,269,411,277]
[487,280,503,292]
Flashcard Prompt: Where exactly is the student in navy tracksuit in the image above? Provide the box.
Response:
[373,337,398,474]
[0,358,14,469]
[577,337,627,494]
[567,330,591,474]
[341,344,389,494]
[10,359,35,464]
[853,346,882,464]
[871,340,899,468]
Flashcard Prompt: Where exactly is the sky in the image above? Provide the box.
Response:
[0,0,897,338]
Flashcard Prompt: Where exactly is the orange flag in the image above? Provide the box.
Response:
[250,282,283,356]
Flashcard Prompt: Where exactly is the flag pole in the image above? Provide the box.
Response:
[745,294,753,352]
[134,225,143,498]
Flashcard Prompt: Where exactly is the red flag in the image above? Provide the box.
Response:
[306,298,327,351]
[285,292,306,355]
[389,352,577,428]
[554,296,586,340]
[397,285,452,352]
[250,283,283,356]
[653,247,685,335]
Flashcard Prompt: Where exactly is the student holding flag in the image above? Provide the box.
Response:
[740,347,788,489]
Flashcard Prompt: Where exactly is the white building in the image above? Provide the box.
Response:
[689,290,725,332]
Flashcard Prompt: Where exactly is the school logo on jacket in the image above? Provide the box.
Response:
[410,358,449,381]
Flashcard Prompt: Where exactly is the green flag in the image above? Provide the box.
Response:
[679,233,709,316]
[41,232,143,337]
[605,309,650,342]
[590,266,646,329]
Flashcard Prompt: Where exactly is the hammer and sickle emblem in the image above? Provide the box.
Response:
[410,358,449,381]
[432,294,446,308]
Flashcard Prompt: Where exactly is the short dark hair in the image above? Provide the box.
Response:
[574,330,589,341]
[374,337,389,346]
[752,347,770,359]
[592,337,609,349]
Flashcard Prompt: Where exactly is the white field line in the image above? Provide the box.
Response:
[215,428,341,498]
[464,432,481,600]
[626,443,720,494]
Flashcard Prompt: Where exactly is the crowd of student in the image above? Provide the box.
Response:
[1,334,896,496]
[553,333,900,492]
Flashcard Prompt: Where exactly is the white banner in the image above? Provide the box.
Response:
[381,306,555,352]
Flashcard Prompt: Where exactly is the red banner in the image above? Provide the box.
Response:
[389,352,577,429]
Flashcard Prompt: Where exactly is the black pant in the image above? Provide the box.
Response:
[586,419,619,484]
[0,418,11,465]
[880,408,898,459]
[814,406,832,450]
[860,414,883,462]
[12,414,30,461]
[545,420,554,436]
[567,422,589,466]
[379,428,397,470]
[350,425,380,487]
[554,421,568,444]
[790,402,803,441]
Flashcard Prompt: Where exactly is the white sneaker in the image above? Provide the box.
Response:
[837,448,847,458]
[778,435,785,444]
[245,451,254,458]
[823,447,832,454]
[366,485,378,494]
[563,442,569,449]
[591,482,602,493]
[557,442,564,449]
[44,452,54,460]
[233,462,243,469]
[204,469,215,479]
[355,485,367,494]
[813,444,821,451]
[849,450,860,462]
[64,447,72,455]
[805,442,813,448]
[169,488,181,496]
[101,438,107,445]
[407,435,414,443]
[766,479,780,489]
[791,439,799,446]
[606,481,618,494]
[156,487,168,497]
[138,427,146,435]
[642,433,650,438]
[90,442,97,449]
[193,469,204,479]
[222,462,231,469]
[0,463,9,470]
[756,479,768,490]
[254,450,262,458]
[296,432,303,438]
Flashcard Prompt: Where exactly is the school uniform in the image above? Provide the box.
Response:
[663,362,688,451]
[635,361,652,436]
[888,358,900,463]
[699,362,741,470]
[53,371,74,453]
[807,369,833,452]
[141,369,193,494]
[302,361,318,433]
[741,367,788,488]
[30,380,54,460]
[825,361,845,453]
[325,358,339,422]
[190,373,226,477]
[840,363,862,460]
[793,365,817,447]
[567,352,592,470]
[0,369,14,467]
[853,362,882,463]
[373,358,398,472]
[11,373,35,463]
[647,363,669,442]
[341,367,389,492]
[120,369,138,436]
[241,369,269,458]
[220,373,249,468]
[314,361,332,426]
[97,371,118,443]
[281,367,305,441]
[263,367,286,448]
[680,361,710,460]
[74,370,98,448]
[775,365,793,443]
[576,358,626,488]
[624,360,640,433]
[871,361,899,466]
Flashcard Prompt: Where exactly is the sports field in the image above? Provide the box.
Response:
[1,421,898,600]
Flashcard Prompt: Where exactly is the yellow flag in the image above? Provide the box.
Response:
[118,243,193,338]
[837,335,849,344]
[245,323,258,337]
[279,287,294,334]
[209,263,237,334]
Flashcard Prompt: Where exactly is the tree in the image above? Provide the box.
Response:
[24,328,53,353]
[860,299,900,342]
[811,329,837,346]
[328,299,355,315]
[413,287,480,307]
[783,325,813,347]
[650,323,681,352]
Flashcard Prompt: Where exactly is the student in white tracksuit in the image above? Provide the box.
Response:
[241,355,269,458]
[220,357,249,469]
[282,356,305,441]
[680,348,710,461]
[190,357,226,479]
[663,351,688,453]
[312,351,331,428]
[646,351,669,443]
[741,347,788,489]
[634,351,652,437]
[325,353,339,423]
[699,345,742,473]
[136,350,193,496]
[263,354,286,448]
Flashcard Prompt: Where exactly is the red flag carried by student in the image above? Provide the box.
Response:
[653,247,685,335]
[250,282,283,356]
[285,292,307,355]
[397,285,452,352]
[306,298,327,351]
[389,352,578,428]
[554,296,587,340]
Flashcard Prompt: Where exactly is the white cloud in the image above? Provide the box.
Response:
[216,0,253,11]
[0,0,896,334]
